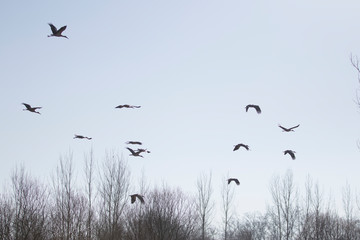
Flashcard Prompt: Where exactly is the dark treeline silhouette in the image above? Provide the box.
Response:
[1,154,360,240]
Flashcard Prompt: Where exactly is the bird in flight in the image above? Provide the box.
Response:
[233,143,250,151]
[22,103,42,114]
[284,150,296,160]
[278,124,300,132]
[136,148,151,154]
[126,147,144,158]
[245,104,261,114]
[126,141,142,145]
[115,104,141,109]
[48,23,68,39]
[130,194,145,204]
[74,135,92,140]
[227,178,240,185]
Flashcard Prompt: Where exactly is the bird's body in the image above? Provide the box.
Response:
[22,103,42,114]
[278,124,300,132]
[284,150,296,160]
[74,134,92,140]
[126,147,144,158]
[233,143,250,151]
[245,104,261,114]
[115,104,141,109]
[227,178,240,185]
[126,141,142,145]
[130,194,145,204]
[48,23,68,39]
[136,148,151,154]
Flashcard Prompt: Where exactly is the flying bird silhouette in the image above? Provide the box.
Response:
[126,141,142,145]
[284,150,296,160]
[227,178,240,185]
[130,194,145,204]
[233,143,250,151]
[136,148,151,154]
[48,23,68,39]
[74,135,92,140]
[115,104,141,109]
[278,124,300,132]
[22,103,42,114]
[126,147,144,158]
[245,104,261,114]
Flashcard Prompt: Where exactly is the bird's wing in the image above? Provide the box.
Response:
[235,179,240,185]
[48,23,57,34]
[126,147,136,155]
[33,107,42,110]
[233,145,239,151]
[57,25,67,34]
[245,105,250,112]
[137,195,145,203]
[289,124,300,130]
[278,125,288,131]
[130,195,136,204]
[22,103,31,109]
[290,152,296,160]
[254,105,261,113]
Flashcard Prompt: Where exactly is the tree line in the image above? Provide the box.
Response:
[0,151,360,240]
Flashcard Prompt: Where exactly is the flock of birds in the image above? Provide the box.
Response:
[21,24,301,204]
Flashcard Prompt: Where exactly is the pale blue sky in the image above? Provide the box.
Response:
[1,0,360,216]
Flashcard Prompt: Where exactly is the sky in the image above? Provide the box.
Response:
[1,0,360,217]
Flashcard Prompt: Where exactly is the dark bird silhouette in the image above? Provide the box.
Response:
[126,147,144,158]
[278,124,300,132]
[48,23,68,39]
[245,104,261,114]
[126,141,142,145]
[233,143,250,151]
[74,134,92,140]
[115,104,141,109]
[130,194,145,204]
[136,148,151,154]
[22,103,42,114]
[227,178,240,185]
[284,150,296,160]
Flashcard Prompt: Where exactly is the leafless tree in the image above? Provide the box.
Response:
[127,186,197,240]
[11,166,48,240]
[0,192,13,239]
[49,152,87,240]
[268,170,299,240]
[221,175,235,240]
[96,151,130,239]
[196,171,214,240]
[350,53,360,108]
[84,149,95,240]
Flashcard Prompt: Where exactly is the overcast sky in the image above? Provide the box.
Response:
[1,0,360,216]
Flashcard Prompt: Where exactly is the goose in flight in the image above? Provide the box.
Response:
[115,104,141,109]
[245,104,261,114]
[136,148,151,154]
[233,143,250,151]
[278,124,300,132]
[126,147,144,158]
[48,23,68,39]
[74,135,92,140]
[126,141,142,145]
[22,103,42,114]
[227,178,240,185]
[284,150,296,160]
[130,194,145,204]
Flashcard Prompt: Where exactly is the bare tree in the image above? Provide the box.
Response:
[196,171,214,240]
[268,170,299,240]
[0,192,13,239]
[96,151,130,239]
[221,175,235,240]
[11,166,48,240]
[49,152,87,240]
[84,149,95,240]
